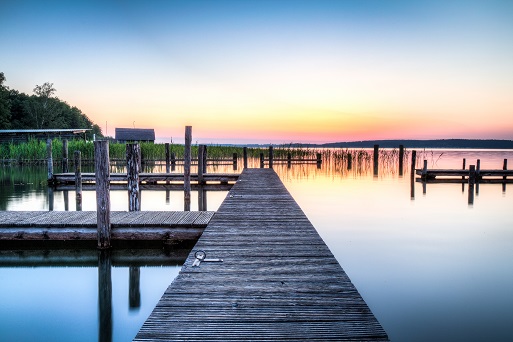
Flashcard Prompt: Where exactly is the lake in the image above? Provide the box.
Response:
[1,149,512,342]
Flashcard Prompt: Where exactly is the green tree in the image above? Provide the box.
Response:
[0,72,11,129]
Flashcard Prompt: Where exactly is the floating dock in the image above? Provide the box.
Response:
[134,168,388,341]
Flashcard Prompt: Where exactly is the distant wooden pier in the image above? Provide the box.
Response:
[134,168,388,341]
[50,172,239,185]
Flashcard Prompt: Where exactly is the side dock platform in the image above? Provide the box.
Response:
[134,168,388,341]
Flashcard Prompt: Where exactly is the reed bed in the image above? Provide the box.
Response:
[0,140,413,178]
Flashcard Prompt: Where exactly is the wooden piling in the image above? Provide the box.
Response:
[95,140,111,249]
[269,146,274,169]
[165,143,170,173]
[422,160,428,180]
[347,153,352,170]
[287,152,292,168]
[476,159,481,195]
[74,151,82,211]
[503,159,508,192]
[317,153,322,169]
[62,139,69,173]
[410,150,417,176]
[126,143,141,212]
[260,153,264,168]
[201,145,207,173]
[462,158,466,192]
[373,144,379,176]
[398,145,404,176]
[198,145,205,185]
[47,139,53,182]
[243,147,248,169]
[184,126,192,211]
[468,165,476,205]
[233,153,238,170]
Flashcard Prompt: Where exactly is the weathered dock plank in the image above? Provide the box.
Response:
[134,168,388,341]
[0,211,214,241]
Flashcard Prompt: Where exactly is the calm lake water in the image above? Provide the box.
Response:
[1,149,512,342]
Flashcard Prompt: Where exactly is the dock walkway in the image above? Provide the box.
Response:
[134,168,388,341]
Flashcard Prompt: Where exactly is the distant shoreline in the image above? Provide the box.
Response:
[241,139,513,149]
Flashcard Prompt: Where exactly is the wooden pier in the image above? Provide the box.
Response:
[134,168,388,341]
[0,211,214,242]
[50,172,239,185]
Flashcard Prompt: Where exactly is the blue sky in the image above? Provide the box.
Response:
[1,0,512,143]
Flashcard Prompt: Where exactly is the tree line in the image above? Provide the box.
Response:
[0,72,102,139]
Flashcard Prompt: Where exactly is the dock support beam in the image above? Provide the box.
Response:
[184,126,192,211]
[74,151,82,211]
[62,139,69,173]
[468,165,476,205]
[373,144,379,176]
[243,147,248,169]
[198,144,205,185]
[47,139,53,182]
[347,153,352,170]
[95,140,111,249]
[269,146,274,169]
[127,143,141,212]
[398,145,404,176]
[165,143,170,173]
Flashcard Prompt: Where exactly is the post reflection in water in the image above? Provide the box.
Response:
[98,250,112,342]
[129,266,141,309]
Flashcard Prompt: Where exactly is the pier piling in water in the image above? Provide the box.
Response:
[95,140,111,249]
[62,139,69,173]
[127,143,141,212]
[184,126,192,211]
[243,147,248,169]
[47,139,53,182]
[373,144,379,176]
[269,145,274,169]
[74,150,82,211]
[399,145,404,176]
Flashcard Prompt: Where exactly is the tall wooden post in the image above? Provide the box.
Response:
[287,152,292,168]
[171,152,176,169]
[165,143,170,173]
[184,126,192,211]
[126,143,141,212]
[233,153,238,171]
[63,190,69,211]
[95,140,111,249]
[198,144,205,185]
[347,153,352,170]
[398,145,404,176]
[503,159,508,192]
[410,150,417,177]
[243,147,248,169]
[202,145,207,173]
[422,159,428,180]
[468,165,476,205]
[62,139,69,173]
[462,158,467,192]
[260,153,264,168]
[316,153,322,169]
[269,146,274,169]
[373,144,379,176]
[476,159,481,195]
[47,139,53,182]
[74,151,82,211]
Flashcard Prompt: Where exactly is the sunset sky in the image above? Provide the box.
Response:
[1,0,512,144]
